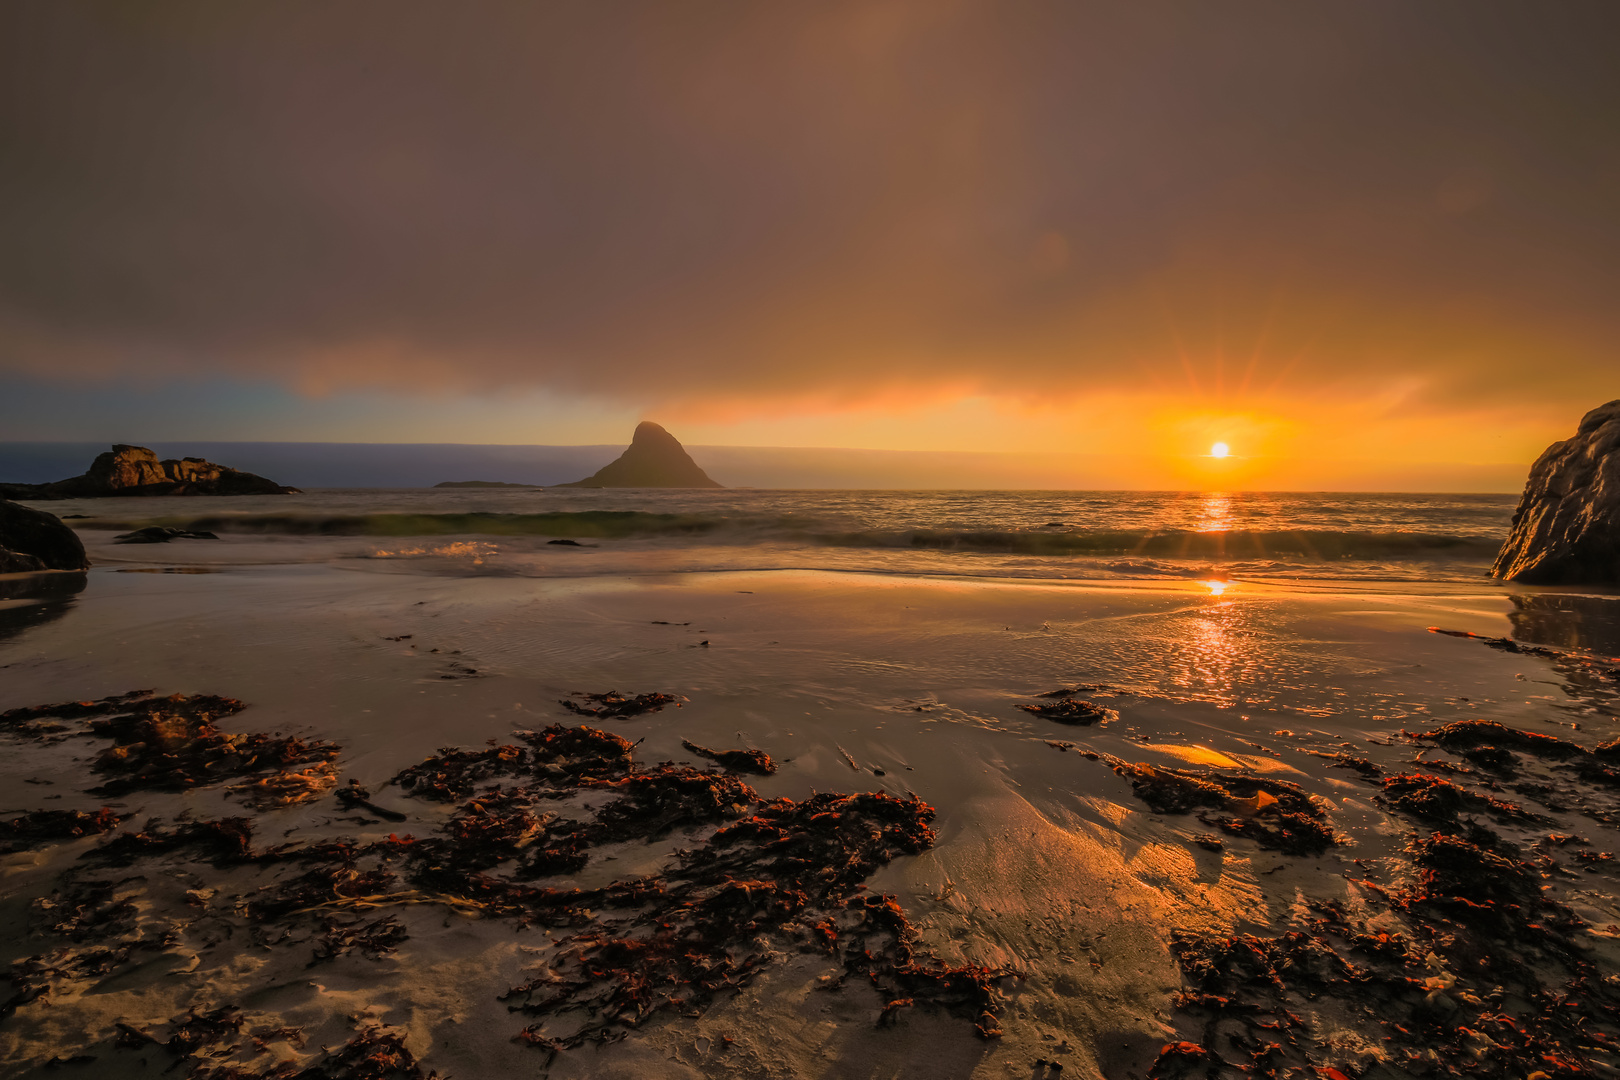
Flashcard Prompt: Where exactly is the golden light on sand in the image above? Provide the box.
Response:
[1210,442,1230,458]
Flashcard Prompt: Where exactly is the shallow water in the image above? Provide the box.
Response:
[29,487,1522,585]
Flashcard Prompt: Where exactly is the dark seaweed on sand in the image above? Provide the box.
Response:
[680,738,777,774]
[558,690,682,718]
[1017,697,1119,725]
[125,1018,440,1080]
[0,688,998,1071]
[1088,752,1338,856]
[1145,711,1620,1079]
[0,691,341,803]
[87,695,338,797]
[0,807,131,853]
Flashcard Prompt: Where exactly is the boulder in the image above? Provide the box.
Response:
[0,500,90,571]
[1493,400,1620,584]
[0,445,298,499]
[554,423,722,488]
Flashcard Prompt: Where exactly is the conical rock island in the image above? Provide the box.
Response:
[555,422,722,488]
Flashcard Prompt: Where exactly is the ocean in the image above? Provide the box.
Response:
[31,487,1521,584]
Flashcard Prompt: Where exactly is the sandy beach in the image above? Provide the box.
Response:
[4,532,1619,1079]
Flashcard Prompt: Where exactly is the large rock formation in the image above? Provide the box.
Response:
[554,423,722,488]
[0,500,90,572]
[0,445,298,500]
[1493,400,1620,584]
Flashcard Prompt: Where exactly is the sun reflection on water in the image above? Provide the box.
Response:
[1195,492,1233,532]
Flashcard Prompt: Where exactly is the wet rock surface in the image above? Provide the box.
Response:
[1494,399,1620,585]
[0,499,89,571]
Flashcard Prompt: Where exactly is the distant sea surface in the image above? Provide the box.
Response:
[36,488,1524,585]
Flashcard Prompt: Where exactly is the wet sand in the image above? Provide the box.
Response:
[2,554,1618,1078]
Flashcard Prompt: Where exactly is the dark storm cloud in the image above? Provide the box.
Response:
[1,0,1617,410]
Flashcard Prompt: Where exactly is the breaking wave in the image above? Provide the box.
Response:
[83,510,1500,562]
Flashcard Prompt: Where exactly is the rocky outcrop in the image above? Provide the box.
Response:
[0,500,90,571]
[554,423,722,488]
[0,445,298,500]
[1493,400,1620,584]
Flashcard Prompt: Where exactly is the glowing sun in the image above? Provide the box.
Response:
[1210,442,1231,458]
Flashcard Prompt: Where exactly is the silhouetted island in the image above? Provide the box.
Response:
[1494,399,1620,585]
[553,422,722,488]
[433,481,541,489]
[0,445,298,500]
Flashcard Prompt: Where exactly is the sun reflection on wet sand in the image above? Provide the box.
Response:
[1164,578,1262,705]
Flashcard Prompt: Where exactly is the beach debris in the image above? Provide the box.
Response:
[390,724,635,802]
[1409,718,1585,761]
[0,691,345,807]
[113,526,220,543]
[0,807,131,853]
[110,1016,438,1079]
[0,691,995,1064]
[0,689,160,724]
[1405,718,1620,804]
[227,761,340,810]
[1149,713,1620,1080]
[1427,624,1620,689]
[547,538,583,546]
[1017,697,1118,725]
[335,779,409,821]
[1304,748,1384,776]
[582,764,756,840]
[311,914,409,964]
[1429,625,1562,654]
[85,695,340,797]
[559,690,682,718]
[1035,685,1113,697]
[1087,753,1337,855]
[1378,771,1538,824]
[391,743,530,801]
[0,688,157,737]
[83,816,263,867]
[504,787,1008,1051]
[680,739,777,774]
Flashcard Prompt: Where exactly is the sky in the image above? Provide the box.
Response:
[2,1,1617,489]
